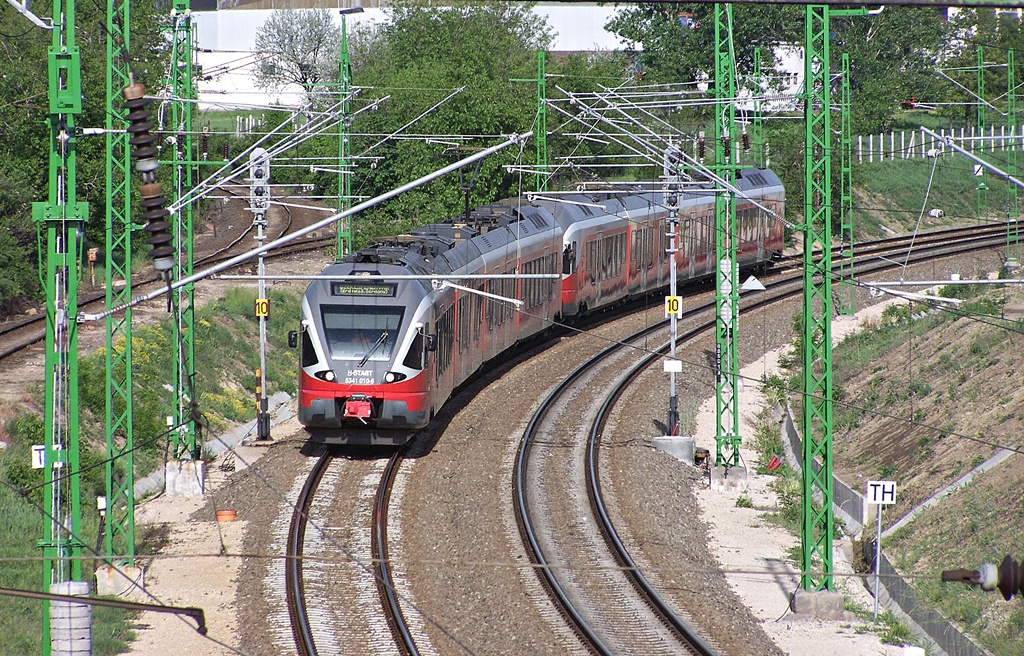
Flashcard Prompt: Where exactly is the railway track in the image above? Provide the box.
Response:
[511,224,1008,655]
[286,446,421,656]
[0,198,335,362]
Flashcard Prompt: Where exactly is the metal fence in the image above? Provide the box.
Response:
[781,406,989,656]
[857,126,1022,163]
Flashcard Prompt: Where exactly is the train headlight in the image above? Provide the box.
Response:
[314,370,337,382]
[383,371,406,383]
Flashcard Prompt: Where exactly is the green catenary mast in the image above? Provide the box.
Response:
[838,53,855,315]
[1008,50,1019,265]
[32,0,87,650]
[714,3,741,467]
[978,45,988,225]
[167,0,199,461]
[801,4,836,592]
[104,0,136,561]
[337,8,356,258]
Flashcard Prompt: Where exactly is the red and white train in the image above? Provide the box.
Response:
[291,169,785,444]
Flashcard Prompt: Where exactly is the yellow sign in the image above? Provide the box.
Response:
[664,295,682,318]
[255,298,269,318]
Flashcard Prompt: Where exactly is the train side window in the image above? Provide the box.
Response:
[301,329,318,368]
[562,241,576,275]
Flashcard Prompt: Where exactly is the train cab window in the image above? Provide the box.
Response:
[301,329,318,368]
[403,331,425,370]
[320,305,404,362]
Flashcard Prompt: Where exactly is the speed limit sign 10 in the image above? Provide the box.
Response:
[255,298,269,318]
[664,295,682,318]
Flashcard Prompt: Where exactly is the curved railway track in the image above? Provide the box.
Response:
[511,224,1008,655]
[0,197,336,362]
[286,446,420,656]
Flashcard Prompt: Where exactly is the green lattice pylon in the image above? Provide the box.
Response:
[838,53,855,315]
[978,45,988,225]
[714,3,741,467]
[104,0,135,561]
[510,51,549,192]
[1008,49,1019,265]
[752,46,764,169]
[167,0,198,461]
[336,10,354,259]
[801,4,835,592]
[33,0,87,651]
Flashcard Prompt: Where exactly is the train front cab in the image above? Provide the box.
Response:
[294,294,437,440]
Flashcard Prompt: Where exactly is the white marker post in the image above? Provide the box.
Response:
[866,479,897,620]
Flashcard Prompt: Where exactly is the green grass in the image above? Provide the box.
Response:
[0,285,302,655]
[854,154,1013,238]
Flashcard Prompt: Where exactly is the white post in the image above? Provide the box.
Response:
[874,504,883,621]
[858,135,863,164]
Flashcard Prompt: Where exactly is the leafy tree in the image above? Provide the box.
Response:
[0,1,167,315]
[254,9,341,106]
[344,2,553,244]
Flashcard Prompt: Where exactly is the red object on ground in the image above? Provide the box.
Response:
[766,455,782,471]
[344,400,372,419]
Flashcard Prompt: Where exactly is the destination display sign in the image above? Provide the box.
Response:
[331,282,397,297]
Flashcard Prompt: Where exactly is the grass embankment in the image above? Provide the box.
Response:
[0,286,301,655]
[853,153,1013,239]
[827,282,1024,655]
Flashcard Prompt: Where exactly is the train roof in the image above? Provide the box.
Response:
[339,167,782,273]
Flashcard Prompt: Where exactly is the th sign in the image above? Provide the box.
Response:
[866,480,896,505]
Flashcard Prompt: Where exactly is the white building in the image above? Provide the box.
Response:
[192,2,624,108]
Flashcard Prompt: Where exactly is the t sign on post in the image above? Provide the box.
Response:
[866,479,897,620]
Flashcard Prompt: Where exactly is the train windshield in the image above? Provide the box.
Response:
[320,305,404,362]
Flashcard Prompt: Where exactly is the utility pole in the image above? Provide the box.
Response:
[336,6,362,259]
[250,149,272,441]
[752,46,764,170]
[510,50,549,192]
[103,0,136,572]
[713,3,741,467]
[838,53,855,315]
[663,145,682,434]
[32,0,87,651]
[1008,49,1019,266]
[167,0,199,464]
[978,45,988,225]
[802,3,836,592]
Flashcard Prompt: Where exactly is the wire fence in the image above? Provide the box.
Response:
[781,406,990,656]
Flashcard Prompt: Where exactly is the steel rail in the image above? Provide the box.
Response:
[373,445,419,656]
[286,452,334,656]
[514,228,1009,654]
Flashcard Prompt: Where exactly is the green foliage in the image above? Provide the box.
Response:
[735,495,754,508]
[0,2,168,314]
[875,611,916,646]
[254,9,342,103]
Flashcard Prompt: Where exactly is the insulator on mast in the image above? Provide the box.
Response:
[123,83,175,279]
[742,127,751,153]
[698,131,706,161]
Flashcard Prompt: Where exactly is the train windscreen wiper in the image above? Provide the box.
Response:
[357,331,388,368]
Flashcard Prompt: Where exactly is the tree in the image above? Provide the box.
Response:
[343,2,553,243]
[0,0,167,315]
[254,9,341,105]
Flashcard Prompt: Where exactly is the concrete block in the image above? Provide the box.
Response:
[790,588,845,619]
[166,460,205,497]
[49,581,90,656]
[652,435,695,463]
[902,646,925,656]
[95,564,145,599]
[712,465,748,491]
